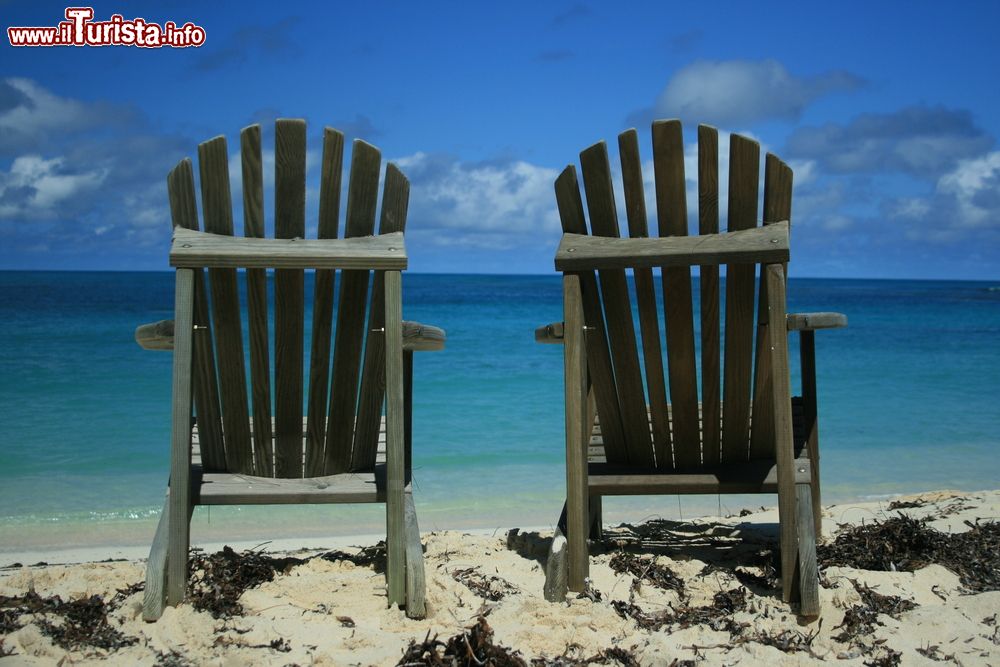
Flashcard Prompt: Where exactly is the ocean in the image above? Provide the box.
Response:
[1,272,998,554]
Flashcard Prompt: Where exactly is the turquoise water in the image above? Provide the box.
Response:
[1,272,998,550]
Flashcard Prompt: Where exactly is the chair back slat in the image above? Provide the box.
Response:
[273,119,307,477]
[352,163,410,471]
[750,154,793,459]
[198,136,253,474]
[167,160,225,472]
[324,140,381,474]
[697,125,721,466]
[305,128,345,477]
[720,134,761,463]
[240,124,273,477]
[618,129,671,468]
[554,166,627,463]
[652,120,699,467]
[579,142,654,468]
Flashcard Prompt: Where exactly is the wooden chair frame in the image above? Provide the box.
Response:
[537,121,846,616]
[136,121,444,621]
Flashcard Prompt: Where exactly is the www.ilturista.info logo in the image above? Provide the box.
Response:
[7,7,206,48]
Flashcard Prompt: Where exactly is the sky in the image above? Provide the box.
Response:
[1,1,999,279]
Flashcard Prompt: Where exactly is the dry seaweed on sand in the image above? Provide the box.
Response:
[451,566,518,601]
[608,552,684,595]
[887,498,928,510]
[187,546,306,618]
[863,646,902,667]
[0,608,20,634]
[154,649,196,667]
[398,616,527,667]
[818,516,1000,592]
[611,587,749,633]
[833,580,917,644]
[0,589,140,651]
[529,645,642,666]
[320,540,387,572]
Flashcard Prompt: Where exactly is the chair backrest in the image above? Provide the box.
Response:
[167,119,408,479]
[555,120,793,470]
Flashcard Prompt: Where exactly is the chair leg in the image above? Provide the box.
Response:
[166,269,195,608]
[796,482,820,617]
[403,493,426,619]
[589,495,603,541]
[543,505,569,602]
[563,274,589,593]
[142,497,170,621]
[383,270,406,608]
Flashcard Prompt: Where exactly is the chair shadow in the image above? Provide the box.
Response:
[506,517,782,599]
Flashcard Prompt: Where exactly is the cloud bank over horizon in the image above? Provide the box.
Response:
[2,0,998,280]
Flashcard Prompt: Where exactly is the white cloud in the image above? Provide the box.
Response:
[787,106,994,180]
[884,150,1000,242]
[0,155,108,219]
[655,60,863,127]
[394,152,560,248]
[937,151,1000,229]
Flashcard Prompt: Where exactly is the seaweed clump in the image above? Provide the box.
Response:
[451,567,518,601]
[187,546,306,618]
[320,541,387,573]
[610,587,749,634]
[529,645,643,666]
[833,580,916,643]
[398,616,526,666]
[0,584,143,652]
[819,516,1000,592]
[608,552,684,596]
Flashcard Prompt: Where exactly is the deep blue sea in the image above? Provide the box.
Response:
[1,272,998,552]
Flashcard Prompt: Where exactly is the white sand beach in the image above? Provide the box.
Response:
[2,489,999,666]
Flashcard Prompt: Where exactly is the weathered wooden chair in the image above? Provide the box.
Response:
[536,120,845,616]
[134,119,444,621]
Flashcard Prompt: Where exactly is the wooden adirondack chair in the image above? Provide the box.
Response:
[536,120,845,616]
[134,119,444,621]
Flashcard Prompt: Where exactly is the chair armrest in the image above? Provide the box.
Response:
[135,320,174,350]
[786,312,847,331]
[554,221,788,271]
[170,227,407,270]
[402,320,445,351]
[136,318,445,352]
[535,321,565,344]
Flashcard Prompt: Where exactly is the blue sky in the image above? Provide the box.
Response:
[2,1,999,278]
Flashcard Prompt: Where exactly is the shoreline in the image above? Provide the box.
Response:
[2,486,994,568]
